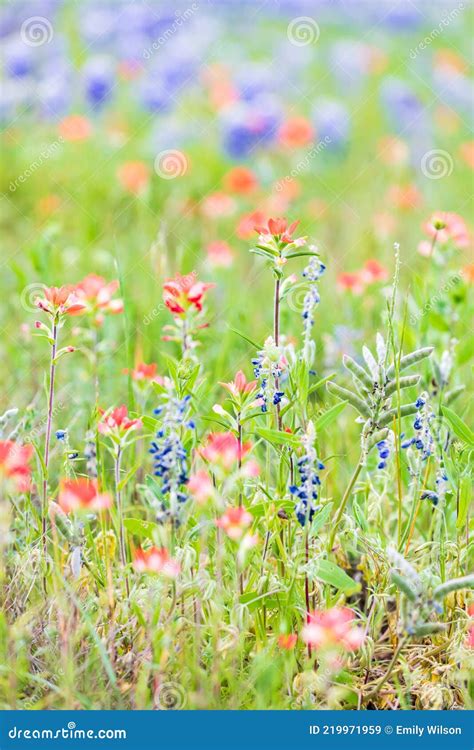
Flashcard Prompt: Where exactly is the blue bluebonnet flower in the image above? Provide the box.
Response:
[84,431,97,478]
[221,97,281,159]
[252,336,287,413]
[376,439,390,469]
[83,56,115,109]
[301,253,326,360]
[55,429,67,441]
[421,469,449,507]
[312,99,350,150]
[289,422,324,527]
[149,387,194,523]
[401,393,434,459]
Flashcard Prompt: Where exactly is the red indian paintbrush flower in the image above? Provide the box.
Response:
[163,272,215,316]
[223,166,258,194]
[219,370,257,398]
[188,470,214,504]
[200,431,251,470]
[255,217,302,244]
[302,607,365,652]
[58,478,112,513]
[125,362,164,384]
[0,440,34,492]
[98,405,142,437]
[73,274,124,322]
[216,506,253,540]
[36,286,86,317]
[418,212,470,256]
[117,161,150,195]
[277,633,298,650]
[133,547,180,578]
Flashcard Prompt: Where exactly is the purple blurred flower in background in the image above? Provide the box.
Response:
[221,96,281,159]
[83,56,115,109]
[312,99,350,150]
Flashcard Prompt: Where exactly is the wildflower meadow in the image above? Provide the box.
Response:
[0,0,473,718]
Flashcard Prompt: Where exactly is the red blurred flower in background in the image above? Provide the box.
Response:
[133,546,180,577]
[302,607,365,651]
[117,161,150,195]
[58,478,112,513]
[73,274,124,321]
[216,506,253,540]
[200,432,251,470]
[224,166,258,194]
[0,440,34,492]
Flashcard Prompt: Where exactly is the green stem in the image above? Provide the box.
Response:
[327,458,363,552]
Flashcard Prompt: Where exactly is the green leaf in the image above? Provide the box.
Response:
[141,416,158,432]
[118,464,140,491]
[284,250,319,259]
[227,326,262,350]
[239,589,282,612]
[255,427,300,447]
[456,475,471,530]
[309,503,333,538]
[308,559,360,595]
[308,372,336,396]
[123,518,158,539]
[326,382,370,418]
[315,401,348,432]
[433,574,474,599]
[441,406,474,447]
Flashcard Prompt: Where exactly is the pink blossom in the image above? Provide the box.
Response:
[58,478,112,514]
[188,470,214,504]
[216,506,253,540]
[133,547,180,578]
[302,607,365,651]
[219,370,257,398]
[206,241,234,268]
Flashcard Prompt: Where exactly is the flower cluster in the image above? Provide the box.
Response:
[150,389,194,523]
[421,469,449,507]
[375,434,393,469]
[301,254,326,360]
[290,422,325,527]
[251,217,308,277]
[163,272,214,316]
[36,286,86,317]
[98,405,141,442]
[252,336,287,412]
[401,394,434,459]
